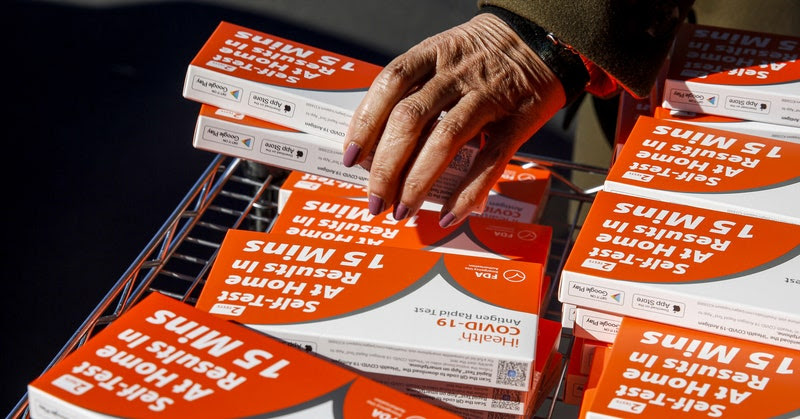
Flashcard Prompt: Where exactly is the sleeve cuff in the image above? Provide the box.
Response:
[478,5,590,106]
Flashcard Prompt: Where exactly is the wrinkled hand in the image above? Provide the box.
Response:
[343,12,565,227]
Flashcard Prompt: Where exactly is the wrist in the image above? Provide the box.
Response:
[478,6,590,106]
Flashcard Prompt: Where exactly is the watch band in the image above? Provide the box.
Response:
[479,6,590,105]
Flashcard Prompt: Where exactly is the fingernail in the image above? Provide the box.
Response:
[343,143,361,167]
[439,212,456,229]
[368,194,385,215]
[393,203,409,221]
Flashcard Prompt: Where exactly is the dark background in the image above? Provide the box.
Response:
[2,1,399,413]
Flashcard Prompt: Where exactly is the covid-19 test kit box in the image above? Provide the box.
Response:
[183,21,381,142]
[653,106,800,143]
[367,318,562,418]
[27,292,457,419]
[271,189,552,264]
[582,316,800,418]
[276,162,549,223]
[661,23,800,127]
[195,230,545,391]
[573,306,622,344]
[558,190,800,351]
[193,105,481,208]
[604,116,800,225]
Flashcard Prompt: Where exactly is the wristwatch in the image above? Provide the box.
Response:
[480,6,591,105]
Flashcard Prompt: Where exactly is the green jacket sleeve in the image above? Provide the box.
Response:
[478,0,694,97]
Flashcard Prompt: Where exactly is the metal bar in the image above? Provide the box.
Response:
[9,152,607,419]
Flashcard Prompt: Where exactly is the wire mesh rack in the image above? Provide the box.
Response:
[9,152,608,419]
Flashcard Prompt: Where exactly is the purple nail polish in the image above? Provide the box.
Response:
[368,194,385,215]
[439,212,456,229]
[393,203,409,220]
[342,143,361,167]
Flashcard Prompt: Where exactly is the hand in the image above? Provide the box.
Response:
[343,12,565,227]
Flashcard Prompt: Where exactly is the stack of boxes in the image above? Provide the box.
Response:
[578,316,800,418]
[182,21,562,418]
[183,161,559,418]
[28,19,560,419]
[259,172,557,417]
[184,21,483,211]
[27,292,461,418]
[559,22,800,416]
[27,16,798,419]
[191,228,558,417]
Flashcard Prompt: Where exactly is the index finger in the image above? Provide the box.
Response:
[342,49,436,168]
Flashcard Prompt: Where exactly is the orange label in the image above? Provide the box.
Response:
[668,23,800,86]
[578,345,611,419]
[196,230,544,324]
[271,189,552,264]
[584,316,800,418]
[27,293,457,418]
[191,21,381,91]
[485,163,552,223]
[564,191,800,283]
[194,230,544,390]
[536,318,562,382]
[608,115,800,194]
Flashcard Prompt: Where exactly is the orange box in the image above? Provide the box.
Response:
[26,293,458,419]
[577,345,611,419]
[183,21,381,142]
[271,189,552,265]
[195,105,369,185]
[582,316,800,418]
[277,161,551,224]
[558,190,800,350]
[278,170,367,212]
[574,306,623,344]
[653,106,800,142]
[563,337,610,406]
[661,23,800,127]
[195,230,545,390]
[193,105,481,209]
[368,318,561,418]
[604,115,800,224]
[482,163,551,224]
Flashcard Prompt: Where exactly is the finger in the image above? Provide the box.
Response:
[366,75,462,214]
[343,49,435,168]
[438,115,541,228]
[394,91,499,218]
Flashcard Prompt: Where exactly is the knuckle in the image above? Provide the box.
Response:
[454,188,484,212]
[367,162,395,186]
[390,97,428,128]
[401,176,428,198]
[351,110,380,134]
[377,60,416,92]
[384,59,417,83]
[431,117,465,144]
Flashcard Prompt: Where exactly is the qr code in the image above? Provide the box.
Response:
[496,360,528,387]
[489,386,522,411]
[447,146,475,173]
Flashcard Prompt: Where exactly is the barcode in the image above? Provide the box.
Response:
[489,386,522,411]
[448,146,475,173]
[496,360,528,387]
